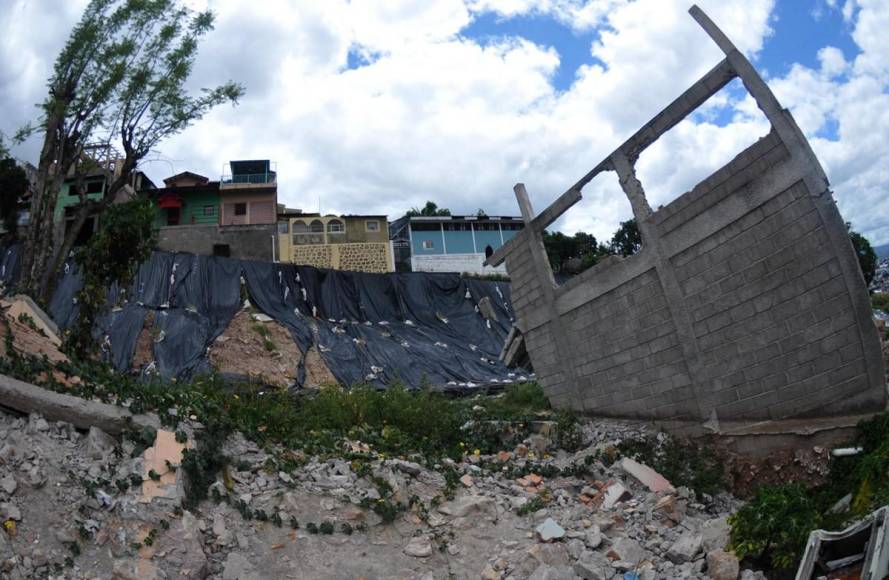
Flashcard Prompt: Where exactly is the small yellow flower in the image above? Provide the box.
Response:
[473,449,480,456]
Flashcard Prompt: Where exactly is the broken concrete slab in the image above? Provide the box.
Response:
[536,518,566,542]
[666,532,703,564]
[2,295,61,346]
[602,481,631,509]
[617,457,675,494]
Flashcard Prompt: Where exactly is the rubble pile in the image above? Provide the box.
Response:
[0,406,770,579]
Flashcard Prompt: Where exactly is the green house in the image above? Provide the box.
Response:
[149,171,220,227]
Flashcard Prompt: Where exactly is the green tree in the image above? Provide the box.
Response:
[609,218,642,257]
[0,158,29,239]
[406,201,451,217]
[543,230,604,273]
[847,223,877,286]
[17,0,243,303]
[69,198,156,357]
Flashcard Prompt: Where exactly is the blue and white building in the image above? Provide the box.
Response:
[389,215,525,274]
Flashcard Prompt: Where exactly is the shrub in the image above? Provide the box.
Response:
[729,483,821,571]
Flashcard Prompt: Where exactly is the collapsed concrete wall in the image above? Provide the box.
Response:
[487,6,886,423]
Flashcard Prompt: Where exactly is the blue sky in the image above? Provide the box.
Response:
[454,0,863,144]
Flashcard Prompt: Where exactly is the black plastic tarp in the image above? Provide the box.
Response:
[3,245,530,390]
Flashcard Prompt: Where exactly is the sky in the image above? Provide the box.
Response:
[2,0,888,246]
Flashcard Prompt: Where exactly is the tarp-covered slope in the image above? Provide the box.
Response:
[0,246,529,390]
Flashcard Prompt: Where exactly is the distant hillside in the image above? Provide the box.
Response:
[875,243,889,260]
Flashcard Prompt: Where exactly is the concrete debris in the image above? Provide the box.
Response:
[404,535,433,557]
[1,295,61,346]
[536,518,566,542]
[666,531,703,564]
[602,481,632,509]
[706,549,740,580]
[617,457,676,494]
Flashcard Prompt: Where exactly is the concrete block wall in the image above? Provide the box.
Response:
[505,131,886,422]
[411,253,508,275]
[156,224,276,261]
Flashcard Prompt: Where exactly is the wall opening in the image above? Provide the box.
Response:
[544,171,639,279]
[635,78,771,210]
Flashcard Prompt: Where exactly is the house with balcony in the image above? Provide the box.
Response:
[277,212,393,272]
[219,160,277,226]
[145,159,279,261]
[150,171,220,227]
[388,215,524,274]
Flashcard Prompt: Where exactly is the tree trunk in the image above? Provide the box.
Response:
[39,200,95,304]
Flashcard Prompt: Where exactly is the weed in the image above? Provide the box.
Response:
[517,495,547,516]
[306,522,318,534]
[341,522,353,535]
[729,483,820,571]
[616,433,724,495]
[319,521,335,535]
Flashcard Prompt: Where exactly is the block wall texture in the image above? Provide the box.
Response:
[505,131,886,422]
[290,243,392,273]
[156,224,275,261]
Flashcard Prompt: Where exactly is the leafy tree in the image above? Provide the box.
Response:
[543,230,605,273]
[847,223,876,286]
[476,208,488,218]
[406,201,451,217]
[0,159,29,239]
[609,218,642,257]
[69,198,156,357]
[17,0,243,303]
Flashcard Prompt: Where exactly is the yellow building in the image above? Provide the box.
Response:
[276,213,394,273]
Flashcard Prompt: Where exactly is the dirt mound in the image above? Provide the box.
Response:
[131,310,156,372]
[304,345,338,388]
[209,309,303,388]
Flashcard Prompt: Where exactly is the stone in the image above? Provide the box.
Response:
[527,542,569,567]
[584,525,602,548]
[0,503,21,521]
[706,549,740,580]
[439,495,496,517]
[602,481,632,509]
[480,564,500,580]
[85,426,116,459]
[460,474,474,487]
[404,535,433,558]
[535,518,565,542]
[617,457,675,493]
[222,552,262,580]
[666,532,703,564]
[528,564,575,580]
[701,516,731,552]
[607,537,645,564]
[574,551,609,580]
[0,475,15,495]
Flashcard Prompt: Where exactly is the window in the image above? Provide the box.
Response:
[85,181,104,194]
[292,220,308,233]
[166,207,180,226]
[365,220,380,232]
[422,240,434,249]
[203,205,215,216]
[277,221,290,234]
[234,203,247,216]
[310,220,324,233]
[327,219,345,233]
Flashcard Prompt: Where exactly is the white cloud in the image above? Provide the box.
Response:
[3,0,889,247]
